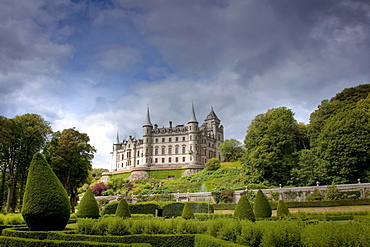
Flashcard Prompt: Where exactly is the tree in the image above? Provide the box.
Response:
[44,128,96,212]
[92,182,109,196]
[115,198,131,218]
[243,107,304,185]
[218,139,245,162]
[77,189,99,218]
[1,114,51,213]
[253,189,271,218]
[204,158,221,170]
[181,203,194,219]
[22,153,70,231]
[276,200,290,218]
[234,195,255,221]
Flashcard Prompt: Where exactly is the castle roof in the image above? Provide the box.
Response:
[188,103,198,123]
[143,106,152,126]
[205,107,220,122]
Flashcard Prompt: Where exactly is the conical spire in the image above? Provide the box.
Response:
[143,106,152,126]
[188,102,198,123]
[114,131,120,144]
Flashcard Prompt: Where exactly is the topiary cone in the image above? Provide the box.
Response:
[253,189,272,218]
[77,189,100,218]
[115,198,131,218]
[181,202,194,219]
[22,153,70,231]
[234,195,255,221]
[277,200,290,218]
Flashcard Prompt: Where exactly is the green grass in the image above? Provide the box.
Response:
[110,172,130,179]
[147,169,186,179]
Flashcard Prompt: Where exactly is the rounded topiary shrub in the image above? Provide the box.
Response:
[115,199,131,218]
[77,189,100,219]
[234,195,255,221]
[253,189,272,218]
[22,153,70,231]
[277,200,290,218]
[182,203,194,219]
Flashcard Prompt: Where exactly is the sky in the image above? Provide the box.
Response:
[1,0,370,170]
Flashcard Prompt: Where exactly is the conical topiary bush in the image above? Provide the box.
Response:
[22,153,70,231]
[234,195,255,221]
[277,200,290,218]
[115,199,131,218]
[77,189,100,219]
[253,189,272,218]
[181,202,194,219]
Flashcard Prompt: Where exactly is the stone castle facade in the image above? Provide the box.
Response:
[109,104,224,176]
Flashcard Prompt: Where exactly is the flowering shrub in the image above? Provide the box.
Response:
[92,182,109,196]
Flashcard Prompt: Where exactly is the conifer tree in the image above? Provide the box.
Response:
[22,153,70,231]
[253,189,272,218]
[234,195,255,221]
[181,203,194,219]
[77,189,99,218]
[276,200,290,218]
[115,198,131,218]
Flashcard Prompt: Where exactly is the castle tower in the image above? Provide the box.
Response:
[142,107,153,167]
[188,103,198,167]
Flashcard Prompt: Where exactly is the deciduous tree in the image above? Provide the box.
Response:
[44,128,96,212]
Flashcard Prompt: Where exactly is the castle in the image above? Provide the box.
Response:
[109,104,224,178]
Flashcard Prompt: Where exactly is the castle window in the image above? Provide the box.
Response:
[162,147,165,155]
[155,138,158,143]
[162,138,165,142]
[183,137,185,141]
[175,157,178,162]
[182,157,185,162]
[168,147,172,154]
[182,146,186,154]
[155,158,158,163]
[169,138,172,142]
[138,151,140,156]
[176,137,179,142]
[137,160,139,165]
[162,158,165,163]
[155,148,158,155]
[169,158,172,163]
[127,151,131,158]
[190,135,192,140]
[175,146,179,154]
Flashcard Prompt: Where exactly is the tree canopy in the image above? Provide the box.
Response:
[44,128,96,212]
[218,139,244,162]
[243,107,306,185]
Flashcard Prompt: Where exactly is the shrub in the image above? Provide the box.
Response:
[101,201,120,215]
[78,189,100,219]
[325,183,341,200]
[276,200,290,218]
[92,182,109,196]
[182,203,194,219]
[306,189,323,201]
[234,195,255,221]
[107,217,131,235]
[21,153,70,231]
[221,189,234,203]
[253,189,271,218]
[130,202,159,215]
[116,199,131,218]
[205,158,221,170]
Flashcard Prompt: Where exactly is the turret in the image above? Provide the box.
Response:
[142,107,153,167]
[188,103,198,166]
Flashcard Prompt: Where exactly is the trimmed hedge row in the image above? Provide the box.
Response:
[214,198,370,211]
[101,201,213,217]
[48,232,193,247]
[0,236,149,247]
[194,235,245,247]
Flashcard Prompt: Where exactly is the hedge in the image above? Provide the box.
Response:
[0,236,149,247]
[161,202,214,218]
[102,202,159,216]
[194,235,245,247]
[78,189,100,219]
[215,198,370,211]
[48,232,194,247]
